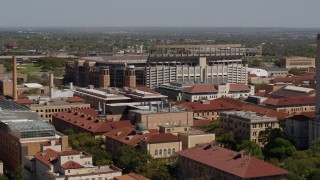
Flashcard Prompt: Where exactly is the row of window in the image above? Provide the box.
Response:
[154,148,176,157]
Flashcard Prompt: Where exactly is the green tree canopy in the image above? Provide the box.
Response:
[64,130,112,166]
[264,137,296,159]
[236,140,264,160]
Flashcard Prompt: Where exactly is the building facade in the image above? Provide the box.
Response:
[129,105,193,129]
[285,115,309,149]
[24,149,122,180]
[220,111,279,144]
[281,56,315,69]
[0,109,68,173]
[65,45,261,89]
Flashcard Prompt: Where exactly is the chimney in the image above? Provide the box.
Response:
[12,56,18,101]
[49,73,54,98]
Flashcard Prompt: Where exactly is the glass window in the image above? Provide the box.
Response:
[155,149,158,156]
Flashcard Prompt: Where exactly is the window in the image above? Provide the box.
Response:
[164,149,167,156]
[172,148,175,154]
[159,149,162,156]
[155,149,158,156]
[168,148,171,155]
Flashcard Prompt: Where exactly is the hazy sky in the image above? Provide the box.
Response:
[1,0,319,28]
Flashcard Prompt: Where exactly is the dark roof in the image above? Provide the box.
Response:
[177,144,288,178]
[58,150,80,156]
[288,114,311,122]
[33,149,59,167]
[264,96,315,106]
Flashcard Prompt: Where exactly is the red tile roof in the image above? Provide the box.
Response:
[16,99,33,105]
[179,99,238,112]
[264,96,315,106]
[67,96,86,103]
[229,83,250,91]
[114,173,149,180]
[105,127,145,147]
[183,84,218,93]
[52,109,134,134]
[40,140,61,146]
[300,111,315,118]
[61,161,84,169]
[141,133,181,143]
[33,149,59,167]
[147,129,159,134]
[239,104,286,120]
[248,74,258,78]
[177,144,288,178]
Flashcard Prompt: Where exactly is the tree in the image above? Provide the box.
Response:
[12,166,24,180]
[0,174,8,180]
[236,140,264,160]
[264,137,296,159]
[288,68,302,75]
[64,130,113,165]
[258,128,283,146]
[114,146,171,179]
[115,146,151,174]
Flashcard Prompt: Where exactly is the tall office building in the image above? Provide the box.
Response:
[309,34,320,144]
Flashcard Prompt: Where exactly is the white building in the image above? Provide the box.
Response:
[182,83,254,102]
[24,149,122,180]
[247,68,268,77]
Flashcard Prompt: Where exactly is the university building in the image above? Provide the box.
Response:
[65,44,262,89]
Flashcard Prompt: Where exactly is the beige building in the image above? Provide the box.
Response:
[281,56,315,69]
[28,98,91,123]
[24,149,122,180]
[129,105,193,129]
[105,127,182,159]
[220,111,279,144]
[177,143,288,180]
[264,96,315,116]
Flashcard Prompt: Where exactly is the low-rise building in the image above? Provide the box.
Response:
[220,111,279,144]
[129,105,193,129]
[157,82,254,102]
[179,98,238,120]
[26,97,91,122]
[24,149,122,180]
[159,125,215,150]
[264,96,315,116]
[285,115,309,149]
[105,127,182,159]
[268,85,315,98]
[52,108,134,138]
[0,103,68,173]
[177,143,288,180]
[281,56,315,69]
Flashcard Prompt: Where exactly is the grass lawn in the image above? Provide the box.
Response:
[17,64,43,73]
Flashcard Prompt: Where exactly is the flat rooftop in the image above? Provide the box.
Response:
[221,111,277,122]
[75,88,130,101]
[130,105,189,114]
